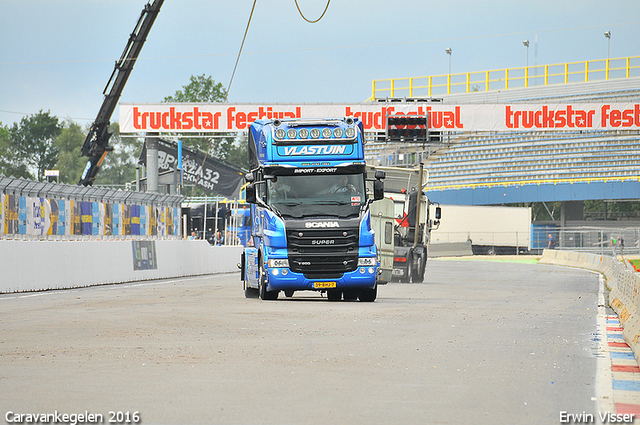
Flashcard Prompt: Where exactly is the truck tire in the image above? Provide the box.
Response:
[411,257,426,283]
[327,290,342,301]
[358,284,377,302]
[244,282,259,298]
[343,290,358,301]
[259,261,278,300]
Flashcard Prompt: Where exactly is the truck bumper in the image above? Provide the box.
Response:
[265,267,378,292]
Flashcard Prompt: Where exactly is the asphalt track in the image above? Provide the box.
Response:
[0,259,602,425]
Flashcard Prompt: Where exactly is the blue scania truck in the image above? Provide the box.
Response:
[240,117,386,301]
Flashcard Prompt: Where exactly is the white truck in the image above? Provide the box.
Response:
[369,164,441,283]
[430,204,531,255]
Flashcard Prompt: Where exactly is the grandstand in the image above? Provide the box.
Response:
[365,56,640,212]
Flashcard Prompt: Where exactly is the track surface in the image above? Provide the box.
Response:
[0,260,600,424]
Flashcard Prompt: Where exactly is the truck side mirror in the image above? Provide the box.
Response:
[246,183,257,204]
[373,180,384,201]
[435,206,441,219]
[375,170,386,180]
[245,172,255,183]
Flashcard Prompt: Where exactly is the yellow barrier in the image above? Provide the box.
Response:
[370,56,640,101]
[427,175,640,193]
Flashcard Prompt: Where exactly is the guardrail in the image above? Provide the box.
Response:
[540,249,640,366]
[370,56,640,100]
[0,175,183,240]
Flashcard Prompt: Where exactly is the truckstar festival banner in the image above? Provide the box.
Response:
[119,103,640,133]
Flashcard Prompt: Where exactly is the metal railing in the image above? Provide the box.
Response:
[534,225,640,256]
[431,225,640,256]
[0,175,183,241]
[369,56,640,100]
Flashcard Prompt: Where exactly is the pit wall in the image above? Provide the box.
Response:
[0,239,243,293]
[540,249,640,365]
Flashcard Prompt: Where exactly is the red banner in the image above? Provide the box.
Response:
[119,103,640,133]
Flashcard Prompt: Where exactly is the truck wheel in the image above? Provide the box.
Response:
[244,282,259,298]
[284,290,295,298]
[259,264,278,300]
[411,259,426,283]
[327,290,342,301]
[358,284,377,302]
[343,290,358,301]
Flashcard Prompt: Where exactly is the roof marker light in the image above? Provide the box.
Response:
[345,127,356,138]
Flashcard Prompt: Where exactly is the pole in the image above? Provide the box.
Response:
[177,140,183,195]
[413,163,424,248]
[203,196,208,240]
[145,134,159,193]
[214,200,219,244]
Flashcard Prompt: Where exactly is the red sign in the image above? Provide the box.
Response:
[119,103,640,133]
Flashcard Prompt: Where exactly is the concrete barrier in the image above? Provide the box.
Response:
[429,242,474,258]
[540,249,640,366]
[0,239,243,293]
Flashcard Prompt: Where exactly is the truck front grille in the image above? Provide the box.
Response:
[286,228,359,274]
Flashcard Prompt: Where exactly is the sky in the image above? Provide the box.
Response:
[1,0,639,128]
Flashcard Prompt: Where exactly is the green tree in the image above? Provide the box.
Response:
[164,74,227,103]
[54,120,86,184]
[163,74,247,170]
[0,124,32,178]
[10,111,62,181]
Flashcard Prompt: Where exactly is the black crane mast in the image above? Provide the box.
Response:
[78,0,164,186]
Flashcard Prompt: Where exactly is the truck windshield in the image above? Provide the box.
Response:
[266,174,366,218]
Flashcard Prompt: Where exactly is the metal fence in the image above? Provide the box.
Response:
[0,175,183,241]
[370,55,640,99]
[182,196,249,246]
[533,225,640,256]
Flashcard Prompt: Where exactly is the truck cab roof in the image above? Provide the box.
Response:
[248,117,366,169]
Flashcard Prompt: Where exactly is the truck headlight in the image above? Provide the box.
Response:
[268,258,289,268]
[357,257,377,266]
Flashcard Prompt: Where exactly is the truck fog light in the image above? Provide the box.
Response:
[272,269,279,276]
[368,267,374,274]
[281,268,288,276]
[268,258,289,268]
[358,257,377,266]
[359,268,365,274]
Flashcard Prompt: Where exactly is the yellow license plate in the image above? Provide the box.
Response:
[313,281,337,289]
